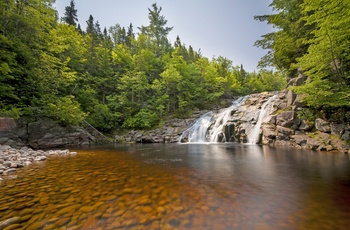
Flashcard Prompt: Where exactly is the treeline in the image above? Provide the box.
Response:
[255,0,350,113]
[0,0,285,132]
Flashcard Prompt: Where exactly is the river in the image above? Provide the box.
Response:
[0,143,350,229]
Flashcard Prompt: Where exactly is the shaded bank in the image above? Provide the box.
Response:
[0,117,99,149]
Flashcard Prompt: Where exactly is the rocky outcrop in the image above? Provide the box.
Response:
[117,88,350,153]
[260,89,350,153]
[114,71,349,153]
[0,117,97,149]
[115,112,208,143]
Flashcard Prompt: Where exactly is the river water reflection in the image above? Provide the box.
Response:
[0,143,350,229]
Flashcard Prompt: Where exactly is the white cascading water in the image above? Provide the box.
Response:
[208,96,248,142]
[180,96,248,143]
[181,112,213,143]
[247,95,277,144]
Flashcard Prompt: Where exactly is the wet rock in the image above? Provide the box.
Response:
[262,125,276,139]
[0,217,20,229]
[140,206,153,213]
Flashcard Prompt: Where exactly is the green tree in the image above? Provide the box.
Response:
[139,3,173,57]
[293,0,350,109]
[62,0,78,27]
[254,0,312,76]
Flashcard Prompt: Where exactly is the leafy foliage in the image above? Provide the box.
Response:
[0,1,284,132]
[256,0,350,112]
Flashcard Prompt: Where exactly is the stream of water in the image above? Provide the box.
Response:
[0,144,349,229]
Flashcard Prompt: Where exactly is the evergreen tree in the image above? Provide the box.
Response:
[62,0,78,27]
[254,0,312,76]
[139,3,173,56]
[86,15,95,34]
[126,23,135,47]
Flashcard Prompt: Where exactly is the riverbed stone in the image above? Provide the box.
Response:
[0,217,20,229]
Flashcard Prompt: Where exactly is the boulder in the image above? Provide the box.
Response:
[291,134,308,146]
[315,118,331,133]
[0,217,20,229]
[0,117,16,132]
[276,126,295,140]
[298,120,314,131]
[276,111,297,127]
[262,124,276,140]
[286,90,297,106]
[306,138,322,151]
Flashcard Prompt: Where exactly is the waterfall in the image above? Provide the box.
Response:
[179,112,213,143]
[208,96,248,142]
[247,95,277,144]
[179,96,248,143]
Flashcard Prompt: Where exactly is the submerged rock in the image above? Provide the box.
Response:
[0,144,77,181]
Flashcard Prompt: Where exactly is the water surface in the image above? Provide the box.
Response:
[0,144,349,229]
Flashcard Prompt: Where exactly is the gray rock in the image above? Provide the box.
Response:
[0,145,11,150]
[276,126,295,136]
[315,118,331,133]
[3,161,11,167]
[6,168,17,173]
[23,161,32,166]
[34,156,47,161]
[276,111,297,127]
[262,125,276,139]
[341,131,350,142]
[291,134,309,146]
[306,138,322,151]
[299,120,314,131]
[331,123,346,136]
[286,90,297,106]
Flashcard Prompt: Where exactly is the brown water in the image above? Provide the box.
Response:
[0,143,350,230]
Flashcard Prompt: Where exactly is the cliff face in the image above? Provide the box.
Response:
[260,90,350,152]
[0,118,96,149]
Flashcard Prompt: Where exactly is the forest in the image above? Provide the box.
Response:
[0,0,349,132]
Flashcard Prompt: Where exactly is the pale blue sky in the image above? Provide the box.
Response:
[55,0,274,72]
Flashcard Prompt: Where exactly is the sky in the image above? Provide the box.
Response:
[54,0,274,72]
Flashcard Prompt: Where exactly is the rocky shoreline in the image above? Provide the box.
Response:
[0,144,77,183]
[116,74,350,153]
